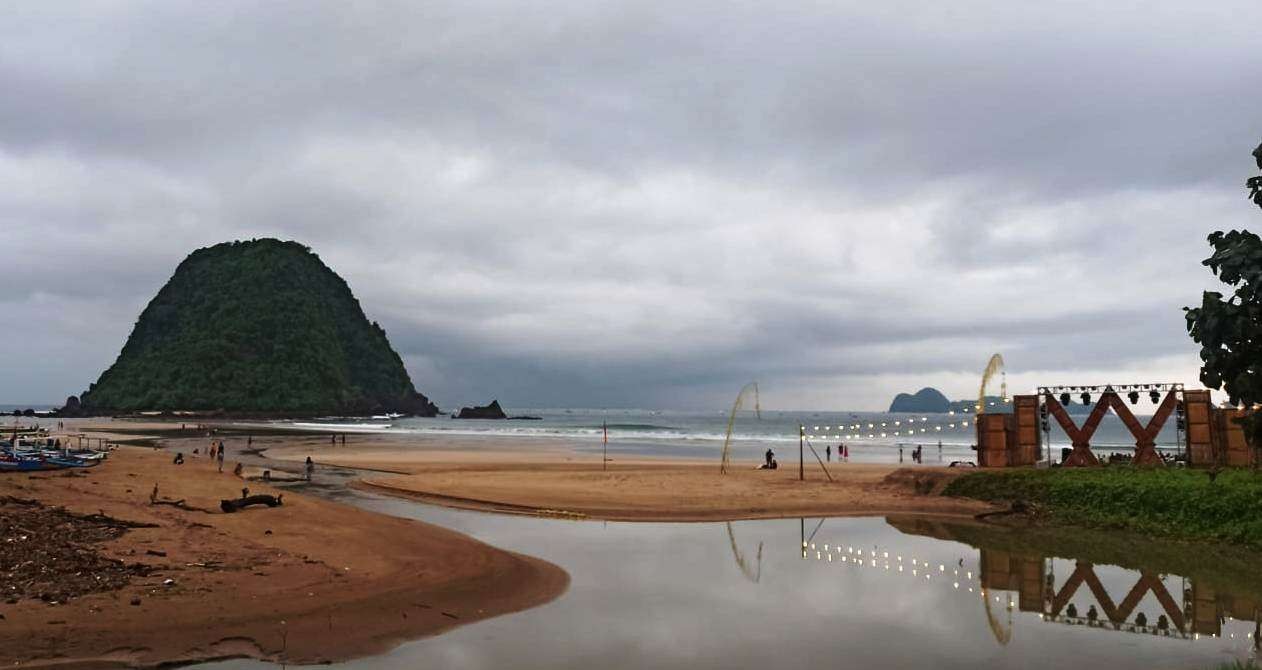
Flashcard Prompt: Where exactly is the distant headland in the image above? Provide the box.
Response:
[887,387,1008,413]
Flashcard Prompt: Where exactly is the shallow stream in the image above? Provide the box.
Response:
[195,487,1261,670]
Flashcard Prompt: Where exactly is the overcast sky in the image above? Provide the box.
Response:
[2,1,1259,410]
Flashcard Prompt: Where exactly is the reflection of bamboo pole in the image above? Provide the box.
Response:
[983,587,1013,646]
[725,521,762,583]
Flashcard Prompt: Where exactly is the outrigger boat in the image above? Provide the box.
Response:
[0,454,55,472]
[1,439,108,472]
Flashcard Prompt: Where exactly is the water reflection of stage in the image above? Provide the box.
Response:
[797,516,1262,648]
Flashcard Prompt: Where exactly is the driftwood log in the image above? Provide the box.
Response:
[220,494,283,513]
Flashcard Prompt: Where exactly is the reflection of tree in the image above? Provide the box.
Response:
[726,521,763,583]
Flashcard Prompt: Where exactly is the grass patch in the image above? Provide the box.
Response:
[942,467,1262,548]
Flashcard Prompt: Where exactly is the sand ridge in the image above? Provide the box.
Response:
[257,436,999,522]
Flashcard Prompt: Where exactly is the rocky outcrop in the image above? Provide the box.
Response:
[889,388,951,413]
[454,400,508,420]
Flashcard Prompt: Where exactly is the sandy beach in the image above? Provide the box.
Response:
[0,444,568,668]
[249,429,1000,522]
[0,418,1001,668]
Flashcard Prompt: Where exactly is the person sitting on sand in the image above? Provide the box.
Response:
[173,452,184,465]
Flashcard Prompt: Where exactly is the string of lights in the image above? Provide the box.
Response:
[802,416,973,441]
[802,540,1003,603]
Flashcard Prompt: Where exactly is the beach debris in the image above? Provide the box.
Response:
[536,509,587,519]
[219,494,283,513]
[148,482,215,513]
[130,597,141,606]
[162,578,176,587]
[2,499,154,604]
[145,549,167,557]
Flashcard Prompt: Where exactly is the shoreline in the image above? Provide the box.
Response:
[53,418,1005,523]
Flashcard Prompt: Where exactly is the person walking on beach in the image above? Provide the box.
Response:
[764,448,774,468]
[305,456,315,481]
[899,446,904,463]
[217,443,226,472]
[826,445,831,462]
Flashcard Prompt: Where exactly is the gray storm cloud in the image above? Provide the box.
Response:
[0,1,1258,409]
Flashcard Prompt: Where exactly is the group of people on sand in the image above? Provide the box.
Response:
[208,439,227,471]
[900,445,926,464]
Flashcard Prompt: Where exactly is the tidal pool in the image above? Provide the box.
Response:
[196,490,1260,669]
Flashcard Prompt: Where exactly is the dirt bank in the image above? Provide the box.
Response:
[0,447,568,668]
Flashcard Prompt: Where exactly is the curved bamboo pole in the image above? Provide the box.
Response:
[977,354,1008,413]
[720,382,761,474]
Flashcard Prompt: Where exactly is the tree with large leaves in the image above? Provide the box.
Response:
[1184,141,1262,455]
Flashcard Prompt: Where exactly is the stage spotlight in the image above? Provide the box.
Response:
[1080,392,1091,405]
[1128,391,1139,405]
[1060,392,1071,406]
[1150,390,1161,404]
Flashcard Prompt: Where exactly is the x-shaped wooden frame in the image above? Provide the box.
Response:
[1042,390,1178,467]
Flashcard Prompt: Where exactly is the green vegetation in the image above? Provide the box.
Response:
[1184,141,1262,446]
[943,467,1262,548]
[79,239,438,416]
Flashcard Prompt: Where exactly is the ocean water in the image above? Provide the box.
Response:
[271,405,1187,466]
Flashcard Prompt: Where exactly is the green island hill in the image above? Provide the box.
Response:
[71,239,439,418]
